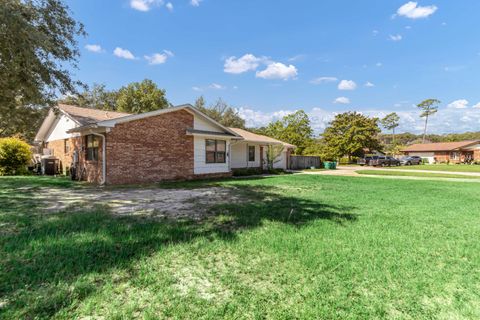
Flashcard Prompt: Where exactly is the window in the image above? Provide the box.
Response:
[64,139,70,154]
[248,146,255,162]
[450,152,459,160]
[86,135,99,161]
[205,139,226,163]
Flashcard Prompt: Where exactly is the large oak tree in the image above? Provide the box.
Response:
[0,0,85,141]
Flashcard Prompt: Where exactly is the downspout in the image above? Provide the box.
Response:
[90,131,106,185]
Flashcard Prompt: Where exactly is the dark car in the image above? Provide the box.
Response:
[399,156,422,166]
[370,156,401,167]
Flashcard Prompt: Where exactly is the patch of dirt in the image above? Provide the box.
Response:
[32,186,241,220]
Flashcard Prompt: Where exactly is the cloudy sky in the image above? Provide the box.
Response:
[67,0,480,135]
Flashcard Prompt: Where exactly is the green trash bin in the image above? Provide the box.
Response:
[323,161,337,170]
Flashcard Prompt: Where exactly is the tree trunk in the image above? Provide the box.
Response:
[392,128,396,145]
[422,115,429,143]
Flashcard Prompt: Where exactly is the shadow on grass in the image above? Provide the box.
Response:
[0,176,357,318]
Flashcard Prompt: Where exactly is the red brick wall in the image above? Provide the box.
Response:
[46,139,73,173]
[105,109,195,185]
[46,137,103,183]
[474,150,480,161]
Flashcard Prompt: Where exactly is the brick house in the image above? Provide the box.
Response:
[401,141,480,164]
[34,104,294,184]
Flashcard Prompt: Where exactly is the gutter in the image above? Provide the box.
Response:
[90,131,106,185]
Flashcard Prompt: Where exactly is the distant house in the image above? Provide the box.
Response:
[34,104,294,184]
[401,141,480,164]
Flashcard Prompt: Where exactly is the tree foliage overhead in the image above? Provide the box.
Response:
[264,110,313,155]
[0,0,85,141]
[322,112,381,160]
[116,79,170,114]
[194,97,246,129]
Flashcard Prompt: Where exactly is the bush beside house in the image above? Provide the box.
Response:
[0,137,32,175]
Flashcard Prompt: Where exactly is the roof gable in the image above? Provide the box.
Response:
[56,104,130,126]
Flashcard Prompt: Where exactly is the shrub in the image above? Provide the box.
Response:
[232,167,263,176]
[0,137,32,175]
[421,158,429,165]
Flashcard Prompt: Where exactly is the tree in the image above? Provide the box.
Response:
[194,97,246,129]
[265,110,313,155]
[116,79,170,114]
[59,84,119,111]
[322,112,381,161]
[417,99,440,143]
[0,137,32,175]
[380,112,400,144]
[264,145,284,170]
[0,0,85,140]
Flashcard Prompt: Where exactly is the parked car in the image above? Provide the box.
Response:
[357,156,376,166]
[399,156,422,166]
[370,156,401,167]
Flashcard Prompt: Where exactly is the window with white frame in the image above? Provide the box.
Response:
[205,139,226,163]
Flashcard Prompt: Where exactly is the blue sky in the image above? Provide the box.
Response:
[66,0,480,134]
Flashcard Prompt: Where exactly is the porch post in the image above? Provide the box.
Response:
[260,146,264,173]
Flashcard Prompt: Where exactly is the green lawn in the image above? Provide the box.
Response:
[1,175,480,319]
[357,169,480,180]
[389,164,480,173]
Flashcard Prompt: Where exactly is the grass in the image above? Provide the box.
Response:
[388,164,480,173]
[356,170,480,180]
[2,175,480,319]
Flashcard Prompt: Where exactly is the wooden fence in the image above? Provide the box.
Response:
[290,156,321,170]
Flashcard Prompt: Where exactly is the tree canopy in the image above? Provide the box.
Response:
[322,112,381,160]
[194,97,246,129]
[0,0,85,140]
[417,99,440,143]
[264,110,313,155]
[59,84,118,111]
[380,112,400,145]
[116,80,170,114]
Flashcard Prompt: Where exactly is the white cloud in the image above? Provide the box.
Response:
[209,83,225,90]
[397,2,438,19]
[372,30,379,36]
[166,2,173,11]
[192,86,202,92]
[473,102,480,109]
[310,77,338,85]
[256,62,298,80]
[405,25,412,29]
[288,54,306,62]
[237,107,295,128]
[365,81,375,87]
[190,0,202,7]
[113,47,136,60]
[224,54,263,74]
[376,62,383,67]
[389,34,403,41]
[338,80,357,90]
[130,0,163,12]
[144,50,173,65]
[447,99,469,109]
[85,44,104,53]
[334,97,351,104]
